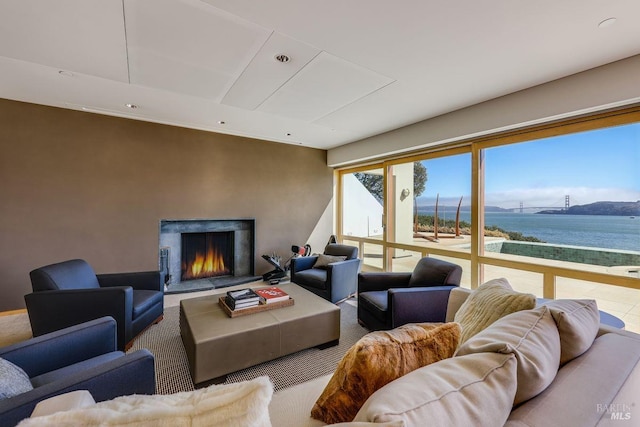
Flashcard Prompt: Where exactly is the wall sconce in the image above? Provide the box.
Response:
[400,188,411,201]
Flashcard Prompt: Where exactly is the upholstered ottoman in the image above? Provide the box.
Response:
[180,283,340,385]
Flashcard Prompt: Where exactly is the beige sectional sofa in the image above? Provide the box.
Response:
[269,287,640,427]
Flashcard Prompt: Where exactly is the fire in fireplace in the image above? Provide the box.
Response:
[181,232,233,281]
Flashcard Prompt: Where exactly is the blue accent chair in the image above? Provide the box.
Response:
[0,317,155,427]
[291,244,361,303]
[358,257,463,330]
[25,259,164,351]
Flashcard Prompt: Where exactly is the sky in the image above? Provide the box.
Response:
[416,122,640,209]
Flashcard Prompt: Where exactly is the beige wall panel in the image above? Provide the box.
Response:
[0,99,333,311]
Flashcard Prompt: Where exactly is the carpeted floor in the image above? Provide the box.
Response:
[128,298,368,394]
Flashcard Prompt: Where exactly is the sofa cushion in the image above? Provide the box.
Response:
[354,352,517,426]
[505,332,640,427]
[311,322,460,424]
[541,299,599,365]
[456,306,561,405]
[454,278,536,344]
[0,357,33,399]
[30,352,124,388]
[313,254,347,269]
[18,376,273,427]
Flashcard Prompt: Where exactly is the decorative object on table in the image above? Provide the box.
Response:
[218,296,294,318]
[225,288,260,310]
[255,286,290,304]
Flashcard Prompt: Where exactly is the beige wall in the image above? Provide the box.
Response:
[0,99,334,311]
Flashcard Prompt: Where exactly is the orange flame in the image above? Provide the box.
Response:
[183,244,229,280]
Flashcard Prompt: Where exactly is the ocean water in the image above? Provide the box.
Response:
[420,210,640,252]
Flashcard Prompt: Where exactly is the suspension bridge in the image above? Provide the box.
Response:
[504,195,580,213]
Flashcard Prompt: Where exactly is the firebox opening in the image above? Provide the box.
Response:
[181,231,233,281]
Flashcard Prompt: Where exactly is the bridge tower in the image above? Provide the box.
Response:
[519,202,523,213]
[565,195,570,212]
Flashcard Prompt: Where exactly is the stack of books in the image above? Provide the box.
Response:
[225,288,260,310]
[255,286,290,304]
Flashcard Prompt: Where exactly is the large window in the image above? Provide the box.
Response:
[338,108,640,333]
[483,122,640,267]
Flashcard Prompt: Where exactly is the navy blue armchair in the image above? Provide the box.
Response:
[358,257,462,330]
[0,317,155,427]
[291,244,361,303]
[25,259,164,351]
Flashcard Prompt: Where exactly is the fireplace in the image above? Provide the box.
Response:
[181,231,233,281]
[159,219,257,291]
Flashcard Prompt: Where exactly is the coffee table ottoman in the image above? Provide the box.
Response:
[179,283,340,385]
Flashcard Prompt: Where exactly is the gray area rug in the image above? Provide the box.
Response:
[128,299,368,394]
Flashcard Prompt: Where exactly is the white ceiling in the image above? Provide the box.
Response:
[1,0,639,150]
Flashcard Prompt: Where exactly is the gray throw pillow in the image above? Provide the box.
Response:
[0,357,33,399]
[314,254,347,269]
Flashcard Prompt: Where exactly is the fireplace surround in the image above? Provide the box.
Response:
[159,219,258,293]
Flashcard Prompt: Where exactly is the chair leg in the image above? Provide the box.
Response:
[125,315,164,351]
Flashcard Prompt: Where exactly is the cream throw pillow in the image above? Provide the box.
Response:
[18,376,273,427]
[542,299,600,365]
[456,306,561,405]
[354,352,517,426]
[454,278,536,344]
[311,322,461,424]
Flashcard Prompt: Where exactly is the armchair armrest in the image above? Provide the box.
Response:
[326,258,361,302]
[24,288,133,350]
[0,317,117,378]
[0,349,155,427]
[388,285,457,328]
[291,256,318,273]
[98,271,164,291]
[358,272,412,293]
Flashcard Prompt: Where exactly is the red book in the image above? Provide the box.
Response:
[255,287,290,304]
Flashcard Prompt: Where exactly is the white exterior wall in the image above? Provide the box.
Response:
[342,173,383,238]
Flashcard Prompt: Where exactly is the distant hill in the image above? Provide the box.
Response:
[537,201,640,216]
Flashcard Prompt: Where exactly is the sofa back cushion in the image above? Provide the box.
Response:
[540,299,600,365]
[445,287,472,322]
[454,278,536,344]
[30,259,100,291]
[311,322,460,424]
[506,332,640,427]
[354,352,517,427]
[456,306,561,405]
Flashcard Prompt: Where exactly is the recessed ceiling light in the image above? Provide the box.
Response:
[218,120,226,125]
[58,70,74,77]
[598,17,617,28]
[275,54,291,63]
[124,103,138,109]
